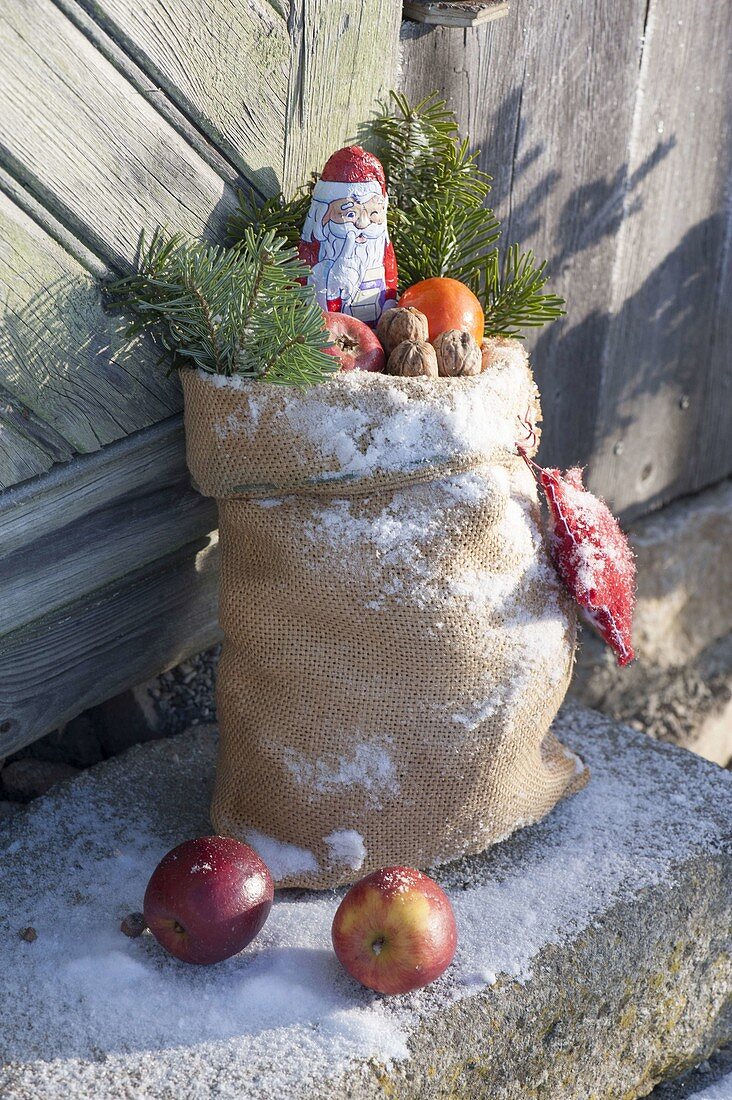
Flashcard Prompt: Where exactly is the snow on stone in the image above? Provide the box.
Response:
[691,1077,732,1100]
[244,829,319,881]
[0,714,728,1099]
[324,830,366,871]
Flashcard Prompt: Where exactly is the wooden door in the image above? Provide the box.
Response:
[402,0,732,520]
[0,0,402,755]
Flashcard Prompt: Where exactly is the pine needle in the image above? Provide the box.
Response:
[106,229,335,385]
[480,246,566,338]
[228,188,311,250]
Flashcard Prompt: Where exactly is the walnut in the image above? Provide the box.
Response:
[376,306,429,357]
[433,330,482,377]
[386,339,439,378]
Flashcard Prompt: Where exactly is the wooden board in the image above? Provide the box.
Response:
[401,0,650,482]
[400,0,731,518]
[0,0,237,271]
[0,535,221,759]
[282,0,403,195]
[0,422,56,490]
[0,417,216,638]
[403,1,508,27]
[70,0,290,194]
[0,188,180,475]
[589,0,732,516]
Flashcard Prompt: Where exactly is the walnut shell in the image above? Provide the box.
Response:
[386,339,439,378]
[433,329,482,377]
[377,306,429,357]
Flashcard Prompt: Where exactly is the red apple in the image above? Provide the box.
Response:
[331,866,457,995]
[143,836,273,964]
[322,311,385,372]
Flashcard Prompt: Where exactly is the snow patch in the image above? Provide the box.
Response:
[324,830,366,871]
[244,829,319,881]
[283,741,399,807]
[0,718,728,1098]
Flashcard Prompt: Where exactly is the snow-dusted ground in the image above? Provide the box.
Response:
[0,705,729,1099]
[690,1077,732,1100]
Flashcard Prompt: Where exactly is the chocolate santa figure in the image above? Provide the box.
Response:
[298,146,398,327]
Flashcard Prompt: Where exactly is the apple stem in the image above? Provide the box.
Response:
[173,920,186,935]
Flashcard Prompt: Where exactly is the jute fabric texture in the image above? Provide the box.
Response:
[182,341,587,888]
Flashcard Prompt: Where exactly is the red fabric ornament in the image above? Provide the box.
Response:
[519,446,636,666]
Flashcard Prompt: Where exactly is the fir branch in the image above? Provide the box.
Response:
[228,187,311,249]
[106,229,335,384]
[391,197,501,292]
[369,90,566,337]
[480,245,567,338]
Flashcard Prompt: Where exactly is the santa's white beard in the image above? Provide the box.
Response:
[325,222,387,302]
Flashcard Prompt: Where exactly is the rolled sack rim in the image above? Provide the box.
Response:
[180,355,540,501]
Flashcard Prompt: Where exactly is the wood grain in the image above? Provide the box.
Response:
[400,0,732,516]
[590,0,732,516]
[0,417,217,637]
[0,535,221,758]
[0,421,55,490]
[403,1,508,27]
[0,188,180,476]
[400,0,651,491]
[70,0,289,194]
[283,0,403,195]
[0,0,237,271]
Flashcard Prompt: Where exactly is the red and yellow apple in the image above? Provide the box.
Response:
[143,836,273,964]
[331,866,457,994]
[322,311,385,372]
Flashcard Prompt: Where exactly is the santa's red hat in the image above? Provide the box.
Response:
[311,146,388,205]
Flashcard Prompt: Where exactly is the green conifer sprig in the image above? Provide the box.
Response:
[228,187,310,251]
[372,95,492,213]
[477,246,566,338]
[391,197,501,289]
[107,228,335,385]
[228,90,565,340]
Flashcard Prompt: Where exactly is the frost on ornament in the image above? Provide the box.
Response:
[298,146,398,328]
[520,454,636,666]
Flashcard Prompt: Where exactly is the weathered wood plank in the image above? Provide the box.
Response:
[283,0,403,195]
[403,1,509,27]
[591,0,732,516]
[0,421,55,490]
[64,0,288,194]
[0,535,221,757]
[400,0,651,485]
[0,416,217,638]
[0,0,238,271]
[0,188,180,474]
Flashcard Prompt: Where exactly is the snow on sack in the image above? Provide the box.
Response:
[537,465,636,666]
[181,341,588,889]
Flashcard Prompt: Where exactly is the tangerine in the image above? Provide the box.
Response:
[399,278,484,344]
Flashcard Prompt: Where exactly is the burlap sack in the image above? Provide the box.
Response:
[181,340,588,889]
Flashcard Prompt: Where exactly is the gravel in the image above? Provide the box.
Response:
[149,645,220,736]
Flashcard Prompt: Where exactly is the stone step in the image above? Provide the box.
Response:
[0,703,729,1100]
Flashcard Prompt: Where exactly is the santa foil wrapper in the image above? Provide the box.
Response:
[299,146,398,327]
